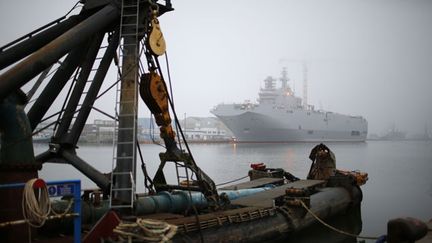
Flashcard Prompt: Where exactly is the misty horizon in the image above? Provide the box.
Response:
[1,0,431,136]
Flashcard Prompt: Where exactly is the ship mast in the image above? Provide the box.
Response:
[302,63,308,109]
[281,67,288,89]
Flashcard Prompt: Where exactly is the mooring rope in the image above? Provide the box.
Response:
[113,218,177,242]
[21,179,73,228]
[22,179,51,228]
[298,200,380,240]
[216,175,249,187]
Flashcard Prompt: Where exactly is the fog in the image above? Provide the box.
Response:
[1,0,431,136]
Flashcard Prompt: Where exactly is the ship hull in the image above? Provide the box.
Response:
[213,107,367,142]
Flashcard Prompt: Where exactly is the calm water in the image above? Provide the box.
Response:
[35,140,432,242]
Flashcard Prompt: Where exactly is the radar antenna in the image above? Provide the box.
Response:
[303,63,308,108]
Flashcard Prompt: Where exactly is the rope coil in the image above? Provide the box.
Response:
[22,179,51,228]
[22,179,73,228]
[114,218,177,242]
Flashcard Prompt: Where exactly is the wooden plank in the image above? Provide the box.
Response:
[219,177,284,190]
[231,180,325,208]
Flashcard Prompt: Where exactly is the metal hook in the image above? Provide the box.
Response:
[147,0,159,12]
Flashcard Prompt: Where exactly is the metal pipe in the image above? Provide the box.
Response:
[34,148,71,165]
[50,187,273,225]
[135,187,273,215]
[0,15,83,70]
[27,44,87,131]
[34,150,52,164]
[54,33,104,139]
[62,150,110,192]
[0,4,119,100]
[66,31,119,145]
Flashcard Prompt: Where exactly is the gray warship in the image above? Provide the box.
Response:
[212,68,368,142]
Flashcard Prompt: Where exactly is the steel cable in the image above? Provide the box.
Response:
[299,200,380,240]
[216,175,249,187]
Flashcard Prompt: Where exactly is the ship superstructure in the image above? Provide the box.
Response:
[212,68,368,142]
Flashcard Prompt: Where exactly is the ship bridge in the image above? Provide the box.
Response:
[258,73,302,110]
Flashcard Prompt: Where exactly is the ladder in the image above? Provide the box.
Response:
[65,44,106,135]
[68,49,102,132]
[175,162,190,187]
[110,0,141,209]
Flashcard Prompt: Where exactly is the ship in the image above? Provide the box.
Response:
[380,124,406,140]
[212,68,368,142]
[0,1,397,242]
[1,1,430,242]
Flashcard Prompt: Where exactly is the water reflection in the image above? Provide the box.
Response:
[231,143,237,154]
[283,147,295,171]
[270,205,363,243]
[37,141,432,239]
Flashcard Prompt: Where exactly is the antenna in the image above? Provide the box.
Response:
[292,78,296,94]
[280,67,288,89]
[302,63,308,108]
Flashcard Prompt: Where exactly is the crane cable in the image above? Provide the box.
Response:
[154,51,205,243]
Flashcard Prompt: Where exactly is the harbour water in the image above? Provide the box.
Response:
[35,140,432,242]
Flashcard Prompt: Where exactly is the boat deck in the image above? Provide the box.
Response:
[219,177,284,190]
[145,206,277,234]
[231,179,325,208]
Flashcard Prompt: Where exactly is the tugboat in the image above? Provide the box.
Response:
[0,1,369,242]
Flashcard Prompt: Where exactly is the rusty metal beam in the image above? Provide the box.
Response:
[54,33,104,139]
[27,43,87,131]
[0,4,119,101]
[25,65,53,102]
[66,31,119,145]
[62,150,110,191]
[0,15,83,70]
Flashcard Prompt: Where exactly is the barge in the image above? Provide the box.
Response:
[0,0,369,242]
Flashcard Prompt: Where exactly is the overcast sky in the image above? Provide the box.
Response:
[1,0,431,135]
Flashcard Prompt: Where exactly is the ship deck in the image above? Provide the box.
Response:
[219,177,284,190]
[230,179,325,208]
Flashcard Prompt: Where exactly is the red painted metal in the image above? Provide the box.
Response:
[32,178,46,189]
[250,163,266,170]
[83,210,121,243]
